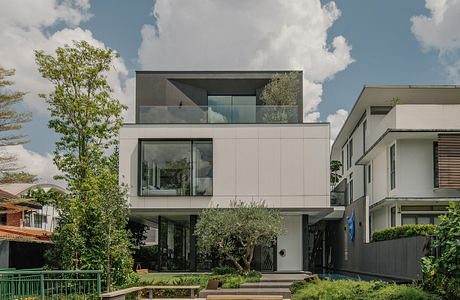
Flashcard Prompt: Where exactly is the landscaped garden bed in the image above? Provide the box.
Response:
[290,279,442,300]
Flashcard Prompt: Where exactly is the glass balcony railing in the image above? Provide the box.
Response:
[330,191,346,206]
[138,105,298,124]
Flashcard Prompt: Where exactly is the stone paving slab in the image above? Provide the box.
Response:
[198,288,291,299]
[259,274,309,282]
[239,282,292,289]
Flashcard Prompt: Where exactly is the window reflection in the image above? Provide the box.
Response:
[140,140,212,196]
[207,95,256,123]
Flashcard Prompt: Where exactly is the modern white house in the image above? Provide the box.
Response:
[119,71,338,272]
[331,85,460,234]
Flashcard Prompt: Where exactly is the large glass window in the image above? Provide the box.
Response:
[208,95,256,123]
[140,140,212,196]
[390,144,396,190]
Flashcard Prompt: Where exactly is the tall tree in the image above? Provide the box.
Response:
[195,200,285,274]
[35,41,132,290]
[0,66,34,179]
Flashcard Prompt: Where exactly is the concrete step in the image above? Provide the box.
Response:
[199,288,291,299]
[259,274,308,283]
[239,282,292,289]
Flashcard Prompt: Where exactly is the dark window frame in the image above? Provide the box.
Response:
[433,141,439,188]
[138,138,213,197]
[390,144,396,190]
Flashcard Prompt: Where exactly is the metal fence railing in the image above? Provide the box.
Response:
[0,269,102,300]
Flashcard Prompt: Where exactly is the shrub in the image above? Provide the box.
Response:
[290,280,307,294]
[212,266,236,275]
[420,202,460,300]
[291,280,441,300]
[371,224,435,242]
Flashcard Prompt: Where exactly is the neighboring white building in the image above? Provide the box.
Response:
[0,183,67,232]
[331,85,460,233]
[119,71,338,272]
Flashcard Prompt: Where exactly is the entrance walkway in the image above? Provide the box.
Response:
[199,273,311,299]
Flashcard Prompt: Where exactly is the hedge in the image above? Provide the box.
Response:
[371,224,435,242]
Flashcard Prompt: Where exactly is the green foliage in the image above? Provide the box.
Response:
[371,224,435,242]
[291,280,441,300]
[420,202,460,299]
[260,71,300,123]
[21,186,63,206]
[0,66,33,176]
[35,40,126,188]
[290,280,308,294]
[212,266,236,275]
[35,41,132,291]
[127,220,149,247]
[195,200,285,273]
[330,160,342,186]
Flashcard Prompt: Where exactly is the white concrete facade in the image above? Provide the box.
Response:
[120,123,330,210]
[120,123,331,271]
[331,86,460,233]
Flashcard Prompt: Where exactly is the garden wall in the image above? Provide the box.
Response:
[325,197,431,281]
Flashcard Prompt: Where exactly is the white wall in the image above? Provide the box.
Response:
[371,206,387,232]
[397,139,460,198]
[371,149,388,205]
[277,215,302,271]
[119,124,330,210]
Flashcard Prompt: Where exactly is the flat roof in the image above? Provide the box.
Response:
[331,85,460,157]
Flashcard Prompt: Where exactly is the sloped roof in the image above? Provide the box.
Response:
[0,183,67,196]
[0,225,51,241]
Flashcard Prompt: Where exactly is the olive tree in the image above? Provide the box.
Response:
[195,200,285,273]
[260,71,300,123]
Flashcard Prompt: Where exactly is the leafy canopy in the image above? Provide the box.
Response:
[195,200,285,273]
[35,40,126,189]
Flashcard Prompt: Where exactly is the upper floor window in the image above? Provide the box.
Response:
[341,150,344,175]
[347,139,353,169]
[139,139,213,196]
[390,144,396,190]
[362,120,367,152]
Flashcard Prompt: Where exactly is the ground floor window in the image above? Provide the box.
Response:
[140,139,213,196]
[401,214,440,225]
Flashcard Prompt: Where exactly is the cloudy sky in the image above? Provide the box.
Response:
[0,0,458,183]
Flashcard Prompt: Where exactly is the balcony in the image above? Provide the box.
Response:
[138,105,298,124]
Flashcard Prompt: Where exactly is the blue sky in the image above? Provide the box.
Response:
[1,0,459,182]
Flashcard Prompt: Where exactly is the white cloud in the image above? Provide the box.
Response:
[411,0,460,82]
[138,0,354,119]
[326,109,348,142]
[5,145,62,185]
[0,0,135,182]
[0,0,134,119]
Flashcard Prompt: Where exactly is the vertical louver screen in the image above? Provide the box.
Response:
[438,134,460,188]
